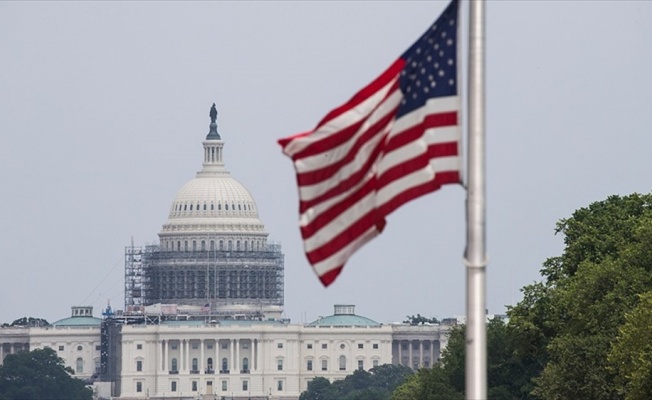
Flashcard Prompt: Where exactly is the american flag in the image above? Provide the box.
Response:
[279,0,461,286]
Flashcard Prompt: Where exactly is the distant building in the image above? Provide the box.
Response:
[0,107,451,399]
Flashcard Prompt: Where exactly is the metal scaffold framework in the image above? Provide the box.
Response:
[124,243,284,315]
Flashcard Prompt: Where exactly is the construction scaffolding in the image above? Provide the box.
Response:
[125,243,284,315]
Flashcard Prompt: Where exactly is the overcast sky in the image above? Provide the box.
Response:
[1,1,651,325]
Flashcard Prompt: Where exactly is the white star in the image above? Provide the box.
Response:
[449,79,455,85]
[447,59,454,66]
[438,70,445,77]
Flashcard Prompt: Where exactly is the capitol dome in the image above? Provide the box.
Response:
[158,105,268,251]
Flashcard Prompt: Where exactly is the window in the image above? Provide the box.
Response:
[171,343,178,350]
[171,358,178,372]
[307,360,313,371]
[277,358,283,371]
[136,382,142,393]
[58,345,64,351]
[77,345,83,351]
[192,358,198,371]
[222,380,228,391]
[192,381,198,391]
[242,342,249,349]
[207,357,213,370]
[171,381,177,392]
[358,343,364,349]
[321,343,327,349]
[96,345,100,351]
[76,357,84,374]
[242,380,248,391]
[358,360,364,370]
[192,342,198,349]
[373,359,379,367]
[340,343,345,349]
[277,380,284,391]
[339,355,346,371]
[277,342,283,349]
[136,360,142,372]
[373,344,379,349]
[136,344,142,350]
[307,343,313,349]
[321,359,328,371]
[221,342,228,349]
[222,358,228,372]
[242,357,249,372]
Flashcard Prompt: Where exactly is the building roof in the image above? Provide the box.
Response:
[51,316,103,327]
[308,305,381,327]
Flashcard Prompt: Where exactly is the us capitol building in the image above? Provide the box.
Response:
[0,105,452,400]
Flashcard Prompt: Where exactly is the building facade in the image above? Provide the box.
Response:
[0,106,452,399]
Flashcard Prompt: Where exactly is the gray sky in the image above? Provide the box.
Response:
[1,1,651,325]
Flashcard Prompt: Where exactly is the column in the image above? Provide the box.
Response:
[180,340,185,372]
[185,340,190,372]
[254,339,259,371]
[234,339,240,372]
[200,339,205,372]
[430,340,434,366]
[216,340,219,372]
[397,340,402,366]
[419,341,424,368]
[159,340,164,372]
[164,340,168,372]
[408,340,413,369]
[229,339,234,373]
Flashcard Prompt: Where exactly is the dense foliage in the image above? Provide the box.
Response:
[403,314,440,325]
[299,364,414,400]
[0,317,49,328]
[390,193,652,399]
[0,347,92,400]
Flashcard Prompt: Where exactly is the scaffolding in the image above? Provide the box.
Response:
[125,243,284,314]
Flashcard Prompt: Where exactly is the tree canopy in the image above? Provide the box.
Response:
[403,314,440,325]
[0,347,92,400]
[299,364,414,400]
[0,317,49,328]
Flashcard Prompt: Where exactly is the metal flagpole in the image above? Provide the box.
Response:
[465,0,487,399]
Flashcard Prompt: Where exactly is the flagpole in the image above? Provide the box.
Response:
[465,0,487,399]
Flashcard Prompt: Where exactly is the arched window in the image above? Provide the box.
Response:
[236,241,240,251]
[184,241,188,251]
[177,241,181,252]
[210,240,215,251]
[219,240,224,251]
[203,204,206,211]
[192,241,197,251]
[242,357,249,372]
[228,240,232,251]
[171,358,178,372]
[207,357,213,371]
[244,241,248,251]
[238,204,241,210]
[76,357,84,374]
[218,203,221,210]
[222,358,228,372]
[339,355,346,371]
[190,204,193,211]
[196,204,200,211]
[201,240,205,251]
[192,358,198,372]
[184,204,187,211]
[226,204,229,211]
[211,203,214,210]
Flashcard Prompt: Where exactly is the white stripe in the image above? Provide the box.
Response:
[388,95,460,137]
[296,91,402,203]
[282,77,399,158]
[311,225,379,277]
[302,190,376,253]
[376,168,434,208]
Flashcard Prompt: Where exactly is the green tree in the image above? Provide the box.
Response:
[0,347,92,400]
[0,317,49,328]
[609,291,652,400]
[508,193,652,400]
[403,314,440,325]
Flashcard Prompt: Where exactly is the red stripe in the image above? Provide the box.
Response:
[384,111,458,153]
[305,207,384,266]
[319,266,344,287]
[379,171,460,217]
[298,140,383,214]
[296,103,397,185]
[300,176,377,239]
[311,59,405,130]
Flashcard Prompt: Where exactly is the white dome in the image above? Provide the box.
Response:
[159,130,267,240]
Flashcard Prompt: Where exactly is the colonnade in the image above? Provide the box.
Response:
[158,338,260,375]
[394,339,440,369]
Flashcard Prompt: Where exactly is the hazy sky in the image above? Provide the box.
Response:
[1,1,651,325]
